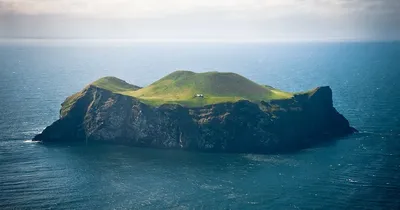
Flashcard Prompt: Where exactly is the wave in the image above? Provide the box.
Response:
[23,140,41,143]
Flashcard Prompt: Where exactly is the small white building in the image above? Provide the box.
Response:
[195,94,204,98]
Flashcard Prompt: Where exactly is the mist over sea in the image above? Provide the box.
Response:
[0,41,399,209]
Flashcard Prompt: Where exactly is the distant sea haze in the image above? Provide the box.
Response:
[0,41,399,209]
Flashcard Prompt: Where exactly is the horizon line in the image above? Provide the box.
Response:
[1,38,399,44]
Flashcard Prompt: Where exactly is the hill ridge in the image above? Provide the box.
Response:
[89,71,294,107]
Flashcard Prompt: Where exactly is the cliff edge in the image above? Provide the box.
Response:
[33,71,357,154]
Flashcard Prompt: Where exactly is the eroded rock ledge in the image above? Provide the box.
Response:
[33,85,356,154]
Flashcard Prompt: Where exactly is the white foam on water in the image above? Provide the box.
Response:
[23,140,40,143]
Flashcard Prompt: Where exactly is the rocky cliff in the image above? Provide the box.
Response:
[33,84,357,154]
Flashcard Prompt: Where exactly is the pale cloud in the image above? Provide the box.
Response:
[0,0,399,40]
[1,0,397,19]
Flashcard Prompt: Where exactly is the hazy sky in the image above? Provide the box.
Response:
[0,0,399,41]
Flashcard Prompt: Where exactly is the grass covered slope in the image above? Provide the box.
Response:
[91,76,141,92]
[125,71,292,106]
[88,71,293,107]
[60,77,140,117]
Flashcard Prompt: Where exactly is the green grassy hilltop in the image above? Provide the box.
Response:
[90,71,293,107]
[91,76,141,92]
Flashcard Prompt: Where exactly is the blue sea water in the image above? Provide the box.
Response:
[0,40,399,209]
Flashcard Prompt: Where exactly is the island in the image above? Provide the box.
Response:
[33,71,357,154]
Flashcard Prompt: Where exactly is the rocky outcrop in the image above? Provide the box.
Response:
[33,85,357,154]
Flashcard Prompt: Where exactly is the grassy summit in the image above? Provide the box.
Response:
[91,76,141,92]
[89,71,293,107]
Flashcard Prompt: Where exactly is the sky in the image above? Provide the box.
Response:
[0,0,399,41]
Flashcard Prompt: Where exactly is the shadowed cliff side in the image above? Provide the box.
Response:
[33,82,357,154]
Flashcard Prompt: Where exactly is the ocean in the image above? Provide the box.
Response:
[0,40,399,209]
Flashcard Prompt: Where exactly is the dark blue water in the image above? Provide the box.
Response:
[0,41,399,209]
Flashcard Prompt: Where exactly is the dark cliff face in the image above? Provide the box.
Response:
[33,85,357,154]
